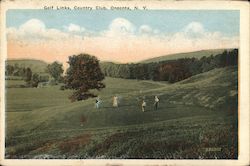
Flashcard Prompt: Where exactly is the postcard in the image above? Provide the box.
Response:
[0,0,249,166]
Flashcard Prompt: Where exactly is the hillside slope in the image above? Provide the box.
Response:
[157,66,237,110]
[6,59,48,73]
[140,48,234,63]
[6,66,238,159]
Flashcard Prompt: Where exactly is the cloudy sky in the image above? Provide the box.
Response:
[7,10,239,66]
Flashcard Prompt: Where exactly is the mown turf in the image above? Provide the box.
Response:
[5,66,238,159]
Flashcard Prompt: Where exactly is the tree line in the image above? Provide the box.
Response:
[101,49,238,83]
[5,61,64,87]
[5,49,237,101]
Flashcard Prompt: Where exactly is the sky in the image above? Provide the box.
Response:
[7,9,239,66]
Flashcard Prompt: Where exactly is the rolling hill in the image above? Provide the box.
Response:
[5,66,238,159]
[140,48,235,63]
[6,59,48,73]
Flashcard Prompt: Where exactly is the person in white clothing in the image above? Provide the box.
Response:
[95,97,101,109]
[154,95,160,110]
[113,96,119,108]
[142,100,146,112]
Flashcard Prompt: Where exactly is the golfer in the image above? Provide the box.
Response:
[142,100,146,112]
[113,95,119,107]
[154,95,160,110]
[95,97,101,109]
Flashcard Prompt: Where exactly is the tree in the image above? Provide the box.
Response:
[65,54,105,102]
[117,64,131,79]
[5,64,14,76]
[25,67,32,86]
[47,61,64,82]
[32,73,40,87]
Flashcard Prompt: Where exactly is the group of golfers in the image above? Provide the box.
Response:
[141,95,160,112]
[95,95,160,112]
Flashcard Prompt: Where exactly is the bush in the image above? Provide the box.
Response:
[48,79,58,86]
[60,85,65,90]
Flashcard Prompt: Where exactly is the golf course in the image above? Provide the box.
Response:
[4,8,241,160]
[5,62,238,159]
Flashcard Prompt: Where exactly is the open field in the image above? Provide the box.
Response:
[5,66,238,159]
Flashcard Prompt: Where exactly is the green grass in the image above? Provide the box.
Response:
[140,48,234,63]
[6,86,72,112]
[5,80,25,87]
[5,66,238,159]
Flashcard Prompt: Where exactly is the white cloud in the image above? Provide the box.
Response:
[138,25,160,36]
[65,23,85,33]
[139,25,152,34]
[184,22,204,34]
[8,19,76,42]
[67,23,81,32]
[168,22,238,49]
[19,19,46,34]
[105,18,135,37]
[7,19,239,64]
[183,22,205,39]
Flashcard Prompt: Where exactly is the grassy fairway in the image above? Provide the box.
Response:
[5,67,238,159]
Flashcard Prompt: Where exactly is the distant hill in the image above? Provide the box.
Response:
[6,59,48,73]
[140,48,235,63]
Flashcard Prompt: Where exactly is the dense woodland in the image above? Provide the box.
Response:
[101,49,238,83]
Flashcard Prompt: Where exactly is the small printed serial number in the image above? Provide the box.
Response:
[204,147,222,152]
